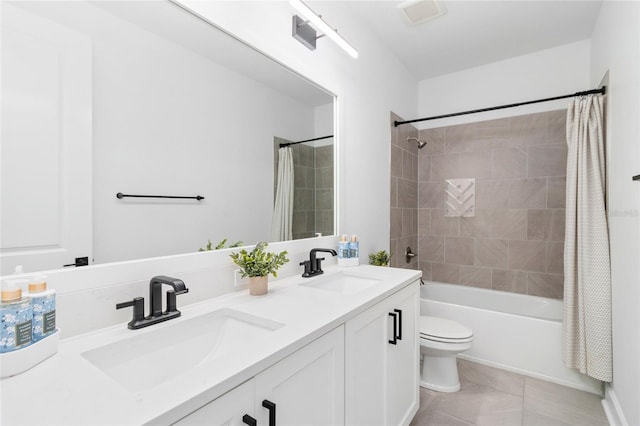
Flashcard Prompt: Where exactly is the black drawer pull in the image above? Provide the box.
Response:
[388,312,398,345]
[394,308,403,341]
[242,414,257,426]
[262,399,276,426]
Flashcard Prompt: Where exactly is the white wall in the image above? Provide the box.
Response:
[89,7,318,263]
[177,0,419,257]
[590,2,640,425]
[417,40,591,128]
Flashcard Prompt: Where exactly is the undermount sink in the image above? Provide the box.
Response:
[300,271,382,294]
[82,308,283,392]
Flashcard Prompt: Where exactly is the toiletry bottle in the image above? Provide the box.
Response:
[349,235,360,264]
[338,234,350,259]
[28,275,56,342]
[0,280,33,353]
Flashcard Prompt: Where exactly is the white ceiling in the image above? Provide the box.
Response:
[341,0,603,81]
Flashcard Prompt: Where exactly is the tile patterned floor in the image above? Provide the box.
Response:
[410,359,609,426]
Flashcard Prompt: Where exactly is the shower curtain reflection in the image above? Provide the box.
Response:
[272,137,334,240]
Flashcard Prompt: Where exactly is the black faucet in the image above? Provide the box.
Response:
[300,248,337,278]
[116,275,189,330]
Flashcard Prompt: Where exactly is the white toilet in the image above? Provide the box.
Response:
[419,316,473,392]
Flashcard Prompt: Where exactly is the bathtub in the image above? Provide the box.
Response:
[420,282,603,395]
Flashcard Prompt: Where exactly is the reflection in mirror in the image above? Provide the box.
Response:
[0,0,335,274]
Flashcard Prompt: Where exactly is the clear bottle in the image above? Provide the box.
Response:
[28,275,56,342]
[338,234,350,259]
[0,280,33,353]
[349,235,360,264]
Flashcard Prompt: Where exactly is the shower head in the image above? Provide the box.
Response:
[407,137,427,149]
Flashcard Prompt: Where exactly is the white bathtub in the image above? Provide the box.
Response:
[420,282,603,395]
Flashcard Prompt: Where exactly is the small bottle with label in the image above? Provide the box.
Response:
[338,235,350,259]
[0,280,33,353]
[349,235,360,261]
[28,275,56,342]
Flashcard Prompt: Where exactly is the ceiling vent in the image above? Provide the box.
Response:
[398,0,447,25]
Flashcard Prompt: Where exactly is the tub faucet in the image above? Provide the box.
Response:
[300,248,337,278]
[116,275,189,330]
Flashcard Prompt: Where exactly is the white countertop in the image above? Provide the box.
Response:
[0,265,420,426]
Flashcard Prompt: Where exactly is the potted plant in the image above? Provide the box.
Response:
[230,242,289,295]
[368,250,391,267]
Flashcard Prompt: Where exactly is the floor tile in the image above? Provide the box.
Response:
[458,359,525,397]
[523,377,607,426]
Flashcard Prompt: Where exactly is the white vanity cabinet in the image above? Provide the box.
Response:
[345,281,419,426]
[173,325,345,426]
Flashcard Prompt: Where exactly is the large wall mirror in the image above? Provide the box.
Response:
[0,1,336,274]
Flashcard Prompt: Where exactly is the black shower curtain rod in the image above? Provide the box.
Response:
[394,86,606,127]
[279,134,334,148]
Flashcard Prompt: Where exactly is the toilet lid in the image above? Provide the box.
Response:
[419,316,473,340]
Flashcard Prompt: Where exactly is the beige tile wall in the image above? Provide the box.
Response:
[413,110,567,299]
[390,112,420,269]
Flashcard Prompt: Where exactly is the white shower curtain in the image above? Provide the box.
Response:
[270,147,294,242]
[563,94,612,382]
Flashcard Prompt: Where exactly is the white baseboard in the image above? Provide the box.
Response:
[602,384,629,426]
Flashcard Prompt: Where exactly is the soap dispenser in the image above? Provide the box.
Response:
[28,275,56,342]
[0,280,33,353]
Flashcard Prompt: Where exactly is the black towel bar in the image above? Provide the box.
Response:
[116,192,204,201]
[633,175,640,182]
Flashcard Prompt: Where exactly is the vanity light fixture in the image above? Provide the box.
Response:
[290,0,358,58]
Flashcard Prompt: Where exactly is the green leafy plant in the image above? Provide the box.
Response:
[199,238,243,252]
[230,242,289,278]
[368,250,391,267]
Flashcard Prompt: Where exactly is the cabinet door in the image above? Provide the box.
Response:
[345,281,420,426]
[344,296,389,425]
[254,326,345,426]
[386,284,419,426]
[173,380,254,426]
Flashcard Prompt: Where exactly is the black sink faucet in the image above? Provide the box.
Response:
[150,275,189,318]
[300,248,337,278]
[116,275,189,330]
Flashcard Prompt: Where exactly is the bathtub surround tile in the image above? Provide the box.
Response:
[459,210,492,238]
[459,266,492,288]
[419,235,445,263]
[508,178,547,209]
[432,263,460,284]
[431,209,460,236]
[418,155,432,182]
[527,144,568,177]
[508,240,547,272]
[418,209,431,235]
[491,210,526,240]
[398,179,418,208]
[411,360,607,426]
[523,377,608,426]
[445,237,475,265]
[404,149,418,180]
[492,147,527,179]
[402,208,417,237]
[474,239,508,269]
[459,150,492,179]
[546,109,567,145]
[419,182,445,209]
[315,189,332,210]
[431,154,460,181]
[457,359,524,397]
[547,176,566,208]
[410,110,567,298]
[492,269,528,294]
[391,208,402,239]
[547,242,565,275]
[418,262,432,281]
[527,272,564,299]
[390,176,398,208]
[391,145,404,177]
[475,180,510,210]
[527,209,566,241]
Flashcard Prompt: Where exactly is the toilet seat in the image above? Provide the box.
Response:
[419,316,473,344]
